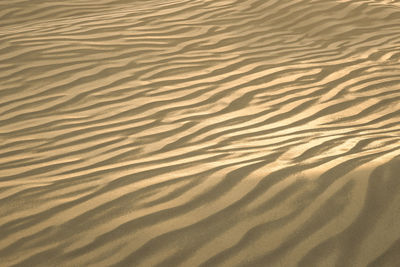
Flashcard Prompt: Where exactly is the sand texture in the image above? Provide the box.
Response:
[1,0,400,266]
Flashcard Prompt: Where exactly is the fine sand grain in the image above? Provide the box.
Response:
[1,0,400,266]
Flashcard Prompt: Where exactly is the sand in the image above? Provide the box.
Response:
[1,0,400,266]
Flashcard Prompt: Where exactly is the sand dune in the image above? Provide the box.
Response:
[1,0,400,266]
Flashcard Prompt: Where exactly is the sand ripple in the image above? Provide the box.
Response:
[1,0,400,266]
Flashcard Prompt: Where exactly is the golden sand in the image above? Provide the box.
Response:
[1,0,400,266]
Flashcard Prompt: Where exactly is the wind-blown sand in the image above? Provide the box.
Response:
[1,0,400,266]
